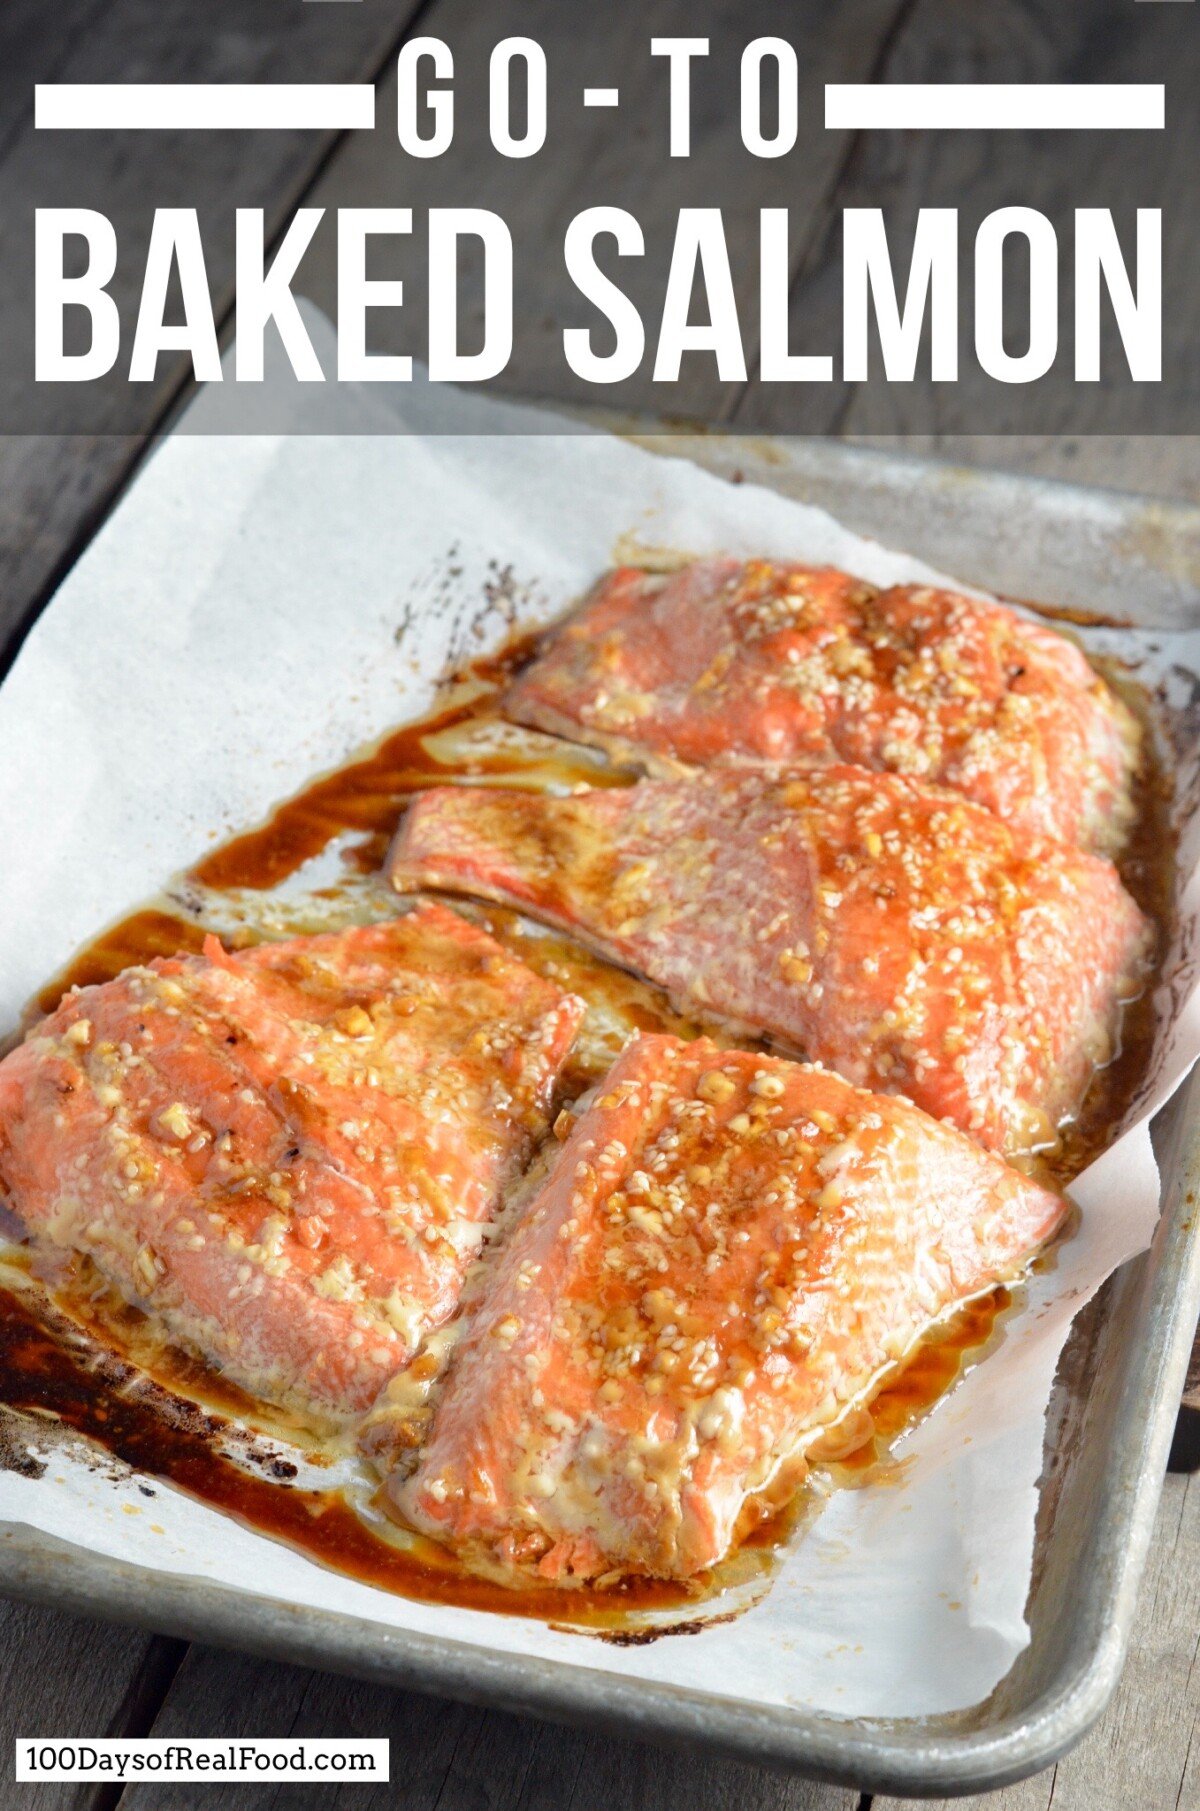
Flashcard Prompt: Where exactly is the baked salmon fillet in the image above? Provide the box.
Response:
[505,560,1140,855]
[0,903,584,1419]
[387,768,1152,1154]
[365,1034,1067,1584]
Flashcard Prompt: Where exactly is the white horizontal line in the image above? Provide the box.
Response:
[583,88,620,108]
[34,84,376,130]
[825,83,1165,130]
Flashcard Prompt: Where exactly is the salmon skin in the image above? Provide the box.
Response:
[505,560,1140,856]
[367,1034,1067,1585]
[387,767,1152,1156]
[0,903,584,1420]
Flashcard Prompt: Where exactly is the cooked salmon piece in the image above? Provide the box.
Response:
[0,903,584,1420]
[387,769,1152,1155]
[368,1034,1067,1584]
[505,560,1140,855]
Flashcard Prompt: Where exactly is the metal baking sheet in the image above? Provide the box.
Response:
[2,437,1199,1798]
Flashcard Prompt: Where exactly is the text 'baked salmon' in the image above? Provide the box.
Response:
[506,560,1140,855]
[0,903,584,1419]
[387,768,1152,1155]
[368,1035,1067,1584]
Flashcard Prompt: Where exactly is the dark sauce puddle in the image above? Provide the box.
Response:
[0,1271,1009,1635]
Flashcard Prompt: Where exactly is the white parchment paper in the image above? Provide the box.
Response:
[2,324,1200,1719]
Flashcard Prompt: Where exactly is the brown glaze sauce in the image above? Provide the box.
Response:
[189,646,629,895]
[0,1278,704,1628]
[38,910,209,1014]
[10,621,1174,1624]
[0,1269,1007,1632]
[826,1285,1011,1475]
[192,688,491,895]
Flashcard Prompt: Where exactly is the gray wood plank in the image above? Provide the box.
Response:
[121,1642,857,1811]
[740,0,1200,439]
[0,1598,183,1811]
[0,0,427,656]
[297,0,909,422]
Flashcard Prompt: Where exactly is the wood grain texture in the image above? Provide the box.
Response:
[120,1644,858,1811]
[0,1600,182,1811]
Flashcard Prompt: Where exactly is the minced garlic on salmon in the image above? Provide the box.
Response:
[0,903,584,1419]
[505,560,1140,856]
[366,1034,1067,1585]
[387,767,1152,1156]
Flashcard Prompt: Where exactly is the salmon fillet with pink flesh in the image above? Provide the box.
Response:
[505,560,1140,855]
[368,1034,1066,1584]
[387,769,1152,1155]
[0,903,584,1419]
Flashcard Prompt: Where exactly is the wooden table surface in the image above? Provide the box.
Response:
[1,3,1198,1805]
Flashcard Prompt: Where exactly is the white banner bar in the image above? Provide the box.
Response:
[825,83,1165,130]
[16,1737,390,1783]
[35,84,376,131]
